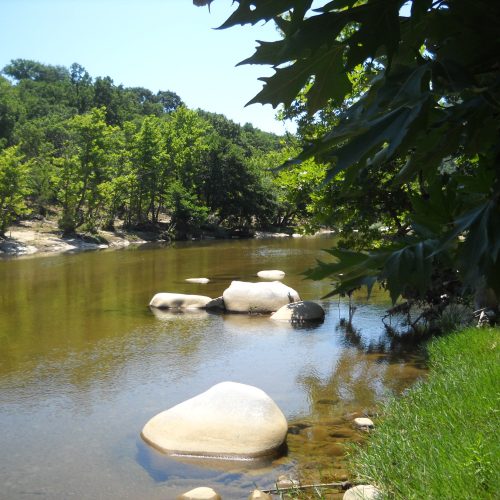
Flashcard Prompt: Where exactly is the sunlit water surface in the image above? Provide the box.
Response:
[0,236,427,499]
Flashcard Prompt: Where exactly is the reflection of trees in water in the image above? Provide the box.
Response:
[0,310,214,413]
[297,316,428,420]
[289,312,428,485]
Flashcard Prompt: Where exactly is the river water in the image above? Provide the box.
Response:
[0,236,427,499]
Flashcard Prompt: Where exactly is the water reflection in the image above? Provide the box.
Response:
[0,237,427,499]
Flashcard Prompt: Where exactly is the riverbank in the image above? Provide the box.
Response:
[0,217,322,258]
[347,327,499,499]
[0,218,151,257]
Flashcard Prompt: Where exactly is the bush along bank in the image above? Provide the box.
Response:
[347,327,499,499]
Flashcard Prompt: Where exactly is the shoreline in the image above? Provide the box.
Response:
[0,218,334,259]
[0,219,150,258]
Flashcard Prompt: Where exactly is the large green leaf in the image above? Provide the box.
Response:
[247,42,351,111]
[218,0,311,28]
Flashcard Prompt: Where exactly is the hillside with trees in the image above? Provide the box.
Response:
[0,58,327,240]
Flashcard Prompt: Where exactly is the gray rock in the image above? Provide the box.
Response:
[270,301,325,323]
[205,296,226,312]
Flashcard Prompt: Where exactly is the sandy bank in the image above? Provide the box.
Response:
[0,219,150,258]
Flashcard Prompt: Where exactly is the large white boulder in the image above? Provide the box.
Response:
[222,281,300,313]
[149,293,212,310]
[257,269,285,280]
[141,381,288,458]
[270,301,325,323]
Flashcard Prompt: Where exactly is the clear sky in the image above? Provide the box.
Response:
[0,0,295,134]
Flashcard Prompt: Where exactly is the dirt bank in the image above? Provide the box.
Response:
[0,218,153,257]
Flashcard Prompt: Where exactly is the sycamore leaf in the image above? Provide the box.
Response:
[218,0,311,28]
[247,42,352,110]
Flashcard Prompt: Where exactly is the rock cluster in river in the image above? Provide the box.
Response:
[149,279,310,316]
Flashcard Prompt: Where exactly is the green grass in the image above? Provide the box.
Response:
[347,327,500,499]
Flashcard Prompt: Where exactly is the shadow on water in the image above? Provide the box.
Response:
[136,437,283,482]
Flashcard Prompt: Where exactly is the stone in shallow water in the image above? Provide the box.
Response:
[178,487,221,500]
[149,292,212,309]
[248,489,272,500]
[343,485,381,499]
[257,269,286,280]
[185,278,210,284]
[270,301,325,323]
[222,281,300,313]
[141,381,288,459]
[353,417,374,429]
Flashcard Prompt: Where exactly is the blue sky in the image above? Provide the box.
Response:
[0,0,295,134]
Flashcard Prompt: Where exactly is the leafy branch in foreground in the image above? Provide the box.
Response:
[206,0,500,313]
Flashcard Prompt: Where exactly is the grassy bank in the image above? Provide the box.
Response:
[348,327,499,499]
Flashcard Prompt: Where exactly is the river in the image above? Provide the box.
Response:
[0,236,427,499]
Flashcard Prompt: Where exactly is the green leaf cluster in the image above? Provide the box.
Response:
[217,0,500,302]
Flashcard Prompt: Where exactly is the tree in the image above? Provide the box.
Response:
[69,63,94,114]
[129,115,169,224]
[207,0,500,310]
[3,59,69,83]
[0,146,30,235]
[55,108,121,233]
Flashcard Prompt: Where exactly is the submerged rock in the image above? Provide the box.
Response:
[149,292,212,310]
[178,487,221,500]
[248,490,272,500]
[222,281,300,313]
[141,381,288,459]
[257,269,285,280]
[270,301,325,323]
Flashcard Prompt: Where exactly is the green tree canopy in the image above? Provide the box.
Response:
[206,0,500,305]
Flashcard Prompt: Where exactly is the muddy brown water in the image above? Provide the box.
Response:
[0,236,427,499]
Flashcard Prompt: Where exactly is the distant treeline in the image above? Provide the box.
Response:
[0,59,321,238]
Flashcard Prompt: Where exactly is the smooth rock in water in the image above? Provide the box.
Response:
[205,296,226,312]
[343,485,381,499]
[178,487,221,500]
[257,269,285,280]
[185,278,210,284]
[141,381,288,458]
[354,417,374,429]
[248,489,272,499]
[222,281,300,313]
[270,301,325,323]
[149,293,212,310]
